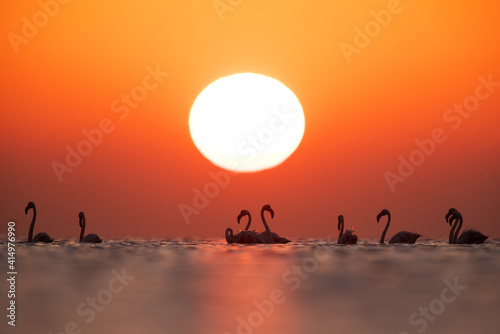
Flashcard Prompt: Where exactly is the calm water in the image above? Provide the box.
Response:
[1,239,499,334]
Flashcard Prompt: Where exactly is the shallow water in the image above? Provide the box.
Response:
[1,239,500,334]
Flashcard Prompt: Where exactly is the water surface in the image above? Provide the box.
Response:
[1,239,499,334]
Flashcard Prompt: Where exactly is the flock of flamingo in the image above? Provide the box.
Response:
[225,205,489,245]
[24,202,101,243]
[225,205,291,244]
[22,201,488,245]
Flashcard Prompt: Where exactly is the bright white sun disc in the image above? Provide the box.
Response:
[189,73,305,172]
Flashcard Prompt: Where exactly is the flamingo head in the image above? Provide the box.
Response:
[377,209,390,222]
[25,201,36,214]
[337,215,344,230]
[262,204,274,218]
[225,228,233,237]
[237,210,250,224]
[449,211,462,226]
[445,208,458,226]
[78,212,85,227]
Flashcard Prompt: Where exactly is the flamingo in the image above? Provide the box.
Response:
[78,212,102,243]
[225,228,237,243]
[337,215,358,244]
[234,210,264,244]
[448,210,488,244]
[24,202,54,243]
[377,209,420,244]
[258,204,291,244]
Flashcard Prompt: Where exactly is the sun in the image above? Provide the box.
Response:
[189,73,305,173]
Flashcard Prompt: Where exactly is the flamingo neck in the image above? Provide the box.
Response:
[380,213,390,244]
[449,219,458,244]
[338,218,344,240]
[245,214,251,231]
[453,216,463,244]
[79,217,86,242]
[260,209,271,233]
[28,207,36,243]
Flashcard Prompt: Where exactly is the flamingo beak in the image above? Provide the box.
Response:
[237,213,243,224]
[376,212,383,223]
[24,206,29,215]
[269,208,274,218]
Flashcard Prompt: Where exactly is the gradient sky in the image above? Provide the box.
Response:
[1,0,499,239]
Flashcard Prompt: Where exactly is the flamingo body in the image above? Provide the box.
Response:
[338,229,358,244]
[388,231,421,244]
[81,233,102,243]
[456,229,488,244]
[235,230,265,244]
[32,232,54,243]
[260,230,290,244]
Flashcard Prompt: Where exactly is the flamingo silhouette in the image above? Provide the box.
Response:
[337,215,358,244]
[447,210,488,244]
[24,202,54,243]
[78,212,102,243]
[225,228,237,243]
[234,210,264,244]
[377,209,420,244]
[258,204,291,244]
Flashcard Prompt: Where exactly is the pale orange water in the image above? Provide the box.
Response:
[1,239,499,334]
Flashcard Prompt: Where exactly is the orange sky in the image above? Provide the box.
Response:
[1,0,499,239]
